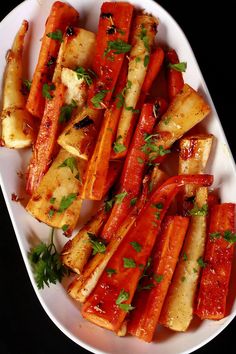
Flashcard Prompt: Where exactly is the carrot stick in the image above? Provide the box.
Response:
[139,47,165,104]
[195,203,236,320]
[26,1,79,118]
[103,161,123,197]
[87,2,133,109]
[81,60,128,200]
[166,49,184,101]
[101,103,157,241]
[26,83,66,195]
[82,174,213,332]
[128,216,189,342]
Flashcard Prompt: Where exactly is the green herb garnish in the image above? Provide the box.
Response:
[58,157,77,173]
[189,204,208,216]
[42,83,55,99]
[46,29,63,42]
[28,228,69,289]
[58,193,77,213]
[168,62,187,72]
[59,100,77,123]
[130,241,142,252]
[123,257,136,268]
[88,232,106,255]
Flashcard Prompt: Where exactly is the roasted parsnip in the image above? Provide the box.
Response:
[53,28,96,83]
[26,148,86,233]
[116,14,158,150]
[179,134,213,197]
[61,208,109,274]
[152,84,211,160]
[1,20,34,148]
[57,107,103,160]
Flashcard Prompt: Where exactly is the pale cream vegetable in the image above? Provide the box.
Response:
[1,20,34,148]
[26,148,86,231]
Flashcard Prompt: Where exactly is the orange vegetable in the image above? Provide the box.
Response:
[195,203,236,320]
[81,61,128,200]
[26,83,66,195]
[166,49,184,101]
[101,103,157,241]
[26,1,79,118]
[87,2,134,109]
[128,216,189,342]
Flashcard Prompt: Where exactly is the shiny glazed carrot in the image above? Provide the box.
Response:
[101,103,157,241]
[26,83,66,195]
[166,49,184,101]
[128,216,189,342]
[87,2,133,109]
[81,61,128,200]
[195,203,235,320]
[26,1,79,118]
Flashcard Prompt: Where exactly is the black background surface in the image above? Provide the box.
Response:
[0,1,235,353]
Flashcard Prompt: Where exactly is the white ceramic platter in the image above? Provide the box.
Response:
[0,0,236,353]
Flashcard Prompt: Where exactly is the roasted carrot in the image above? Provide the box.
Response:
[195,203,236,320]
[104,161,123,196]
[101,103,157,241]
[87,2,133,109]
[82,175,213,331]
[81,60,128,200]
[128,216,189,342]
[26,83,66,195]
[166,49,184,101]
[139,47,165,105]
[26,1,79,118]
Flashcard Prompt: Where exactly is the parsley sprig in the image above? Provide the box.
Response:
[28,228,69,289]
[74,67,96,86]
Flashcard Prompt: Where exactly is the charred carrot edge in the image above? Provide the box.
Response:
[139,47,165,104]
[103,161,123,197]
[128,215,189,342]
[26,1,79,118]
[101,103,157,241]
[81,61,128,200]
[195,203,235,320]
[26,83,66,195]
[82,174,213,332]
[166,49,184,101]
[87,2,134,109]
[110,48,165,160]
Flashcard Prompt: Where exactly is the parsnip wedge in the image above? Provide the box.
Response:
[1,20,34,148]
[153,84,211,154]
[159,187,208,331]
[116,14,158,147]
[26,148,86,233]
[57,107,103,160]
[179,134,213,197]
[61,208,109,274]
[61,68,87,108]
[53,27,96,83]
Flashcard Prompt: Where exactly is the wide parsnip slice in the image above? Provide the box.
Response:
[179,134,213,197]
[53,27,96,83]
[26,148,86,233]
[61,208,109,274]
[116,14,158,150]
[1,20,34,148]
[151,84,211,161]
[57,107,103,160]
